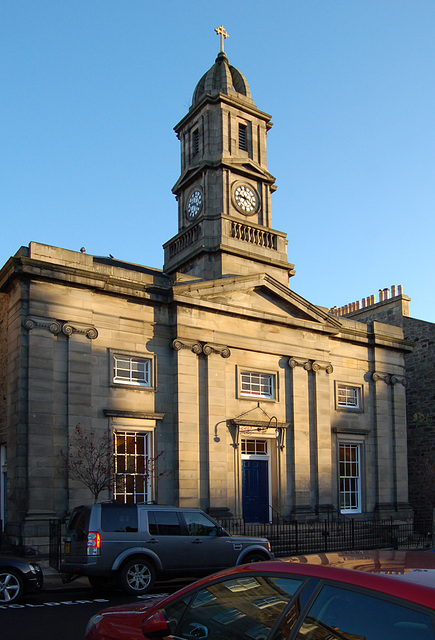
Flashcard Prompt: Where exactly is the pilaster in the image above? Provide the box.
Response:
[372,371,394,512]
[312,361,334,509]
[172,339,201,506]
[204,344,231,509]
[289,357,312,514]
[391,375,411,512]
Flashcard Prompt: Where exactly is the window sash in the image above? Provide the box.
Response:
[114,431,151,504]
[240,372,274,399]
[113,356,150,386]
[337,384,359,408]
[339,443,361,513]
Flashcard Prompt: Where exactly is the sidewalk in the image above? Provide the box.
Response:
[38,560,91,592]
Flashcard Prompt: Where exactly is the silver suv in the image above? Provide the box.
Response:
[60,502,273,594]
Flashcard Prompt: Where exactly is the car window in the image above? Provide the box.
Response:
[294,583,435,640]
[101,504,138,532]
[164,575,304,640]
[67,508,91,538]
[147,511,183,535]
[183,512,220,536]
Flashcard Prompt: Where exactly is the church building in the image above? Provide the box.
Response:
[0,32,413,550]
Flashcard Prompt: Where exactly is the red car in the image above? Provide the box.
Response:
[85,550,435,640]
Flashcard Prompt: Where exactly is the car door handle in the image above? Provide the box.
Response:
[147,538,159,543]
[191,539,203,544]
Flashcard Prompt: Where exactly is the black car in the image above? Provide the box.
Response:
[0,557,44,603]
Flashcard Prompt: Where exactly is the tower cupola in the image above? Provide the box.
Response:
[163,27,294,285]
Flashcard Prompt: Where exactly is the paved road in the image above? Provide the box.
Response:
[1,573,192,640]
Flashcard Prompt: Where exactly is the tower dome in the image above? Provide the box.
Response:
[192,51,253,106]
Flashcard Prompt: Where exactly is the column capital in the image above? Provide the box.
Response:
[203,343,231,358]
[289,356,333,373]
[23,315,61,334]
[289,356,311,370]
[172,338,202,354]
[61,322,98,339]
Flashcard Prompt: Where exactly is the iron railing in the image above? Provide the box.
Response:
[215,515,434,557]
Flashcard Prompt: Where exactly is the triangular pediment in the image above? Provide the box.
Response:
[172,273,341,333]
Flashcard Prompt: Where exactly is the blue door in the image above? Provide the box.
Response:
[242,459,269,523]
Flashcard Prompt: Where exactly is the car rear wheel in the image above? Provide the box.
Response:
[0,570,23,603]
[119,558,155,595]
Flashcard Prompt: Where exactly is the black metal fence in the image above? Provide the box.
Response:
[49,520,63,570]
[215,516,434,557]
[13,513,435,571]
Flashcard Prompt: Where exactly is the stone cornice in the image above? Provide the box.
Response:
[289,357,333,373]
[172,339,231,358]
[1,256,171,302]
[23,316,98,339]
[104,410,165,420]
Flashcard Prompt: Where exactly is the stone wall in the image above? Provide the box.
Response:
[329,287,435,524]
[0,293,6,441]
[402,316,435,522]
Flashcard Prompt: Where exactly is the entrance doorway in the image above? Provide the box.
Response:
[241,438,270,523]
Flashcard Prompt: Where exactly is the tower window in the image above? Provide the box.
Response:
[192,129,199,157]
[238,124,248,151]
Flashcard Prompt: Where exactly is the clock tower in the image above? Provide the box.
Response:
[163,28,295,285]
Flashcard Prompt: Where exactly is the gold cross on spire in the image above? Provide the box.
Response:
[215,25,229,53]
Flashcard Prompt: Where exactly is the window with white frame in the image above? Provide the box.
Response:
[337,384,360,409]
[113,431,151,504]
[240,371,275,399]
[339,443,361,513]
[112,355,151,387]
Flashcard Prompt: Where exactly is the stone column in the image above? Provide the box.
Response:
[289,357,312,515]
[203,343,231,509]
[372,372,394,513]
[172,339,202,507]
[312,361,334,511]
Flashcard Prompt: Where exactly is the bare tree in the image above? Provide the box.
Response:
[61,424,113,502]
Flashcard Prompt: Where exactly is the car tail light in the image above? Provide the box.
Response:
[87,531,101,556]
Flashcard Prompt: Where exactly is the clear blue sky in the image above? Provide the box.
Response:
[2,1,434,322]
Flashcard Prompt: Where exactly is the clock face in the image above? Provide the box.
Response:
[187,189,203,220]
[234,184,258,214]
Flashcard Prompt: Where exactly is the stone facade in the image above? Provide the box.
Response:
[330,287,435,524]
[0,45,414,551]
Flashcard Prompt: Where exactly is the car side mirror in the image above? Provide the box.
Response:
[141,610,169,639]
